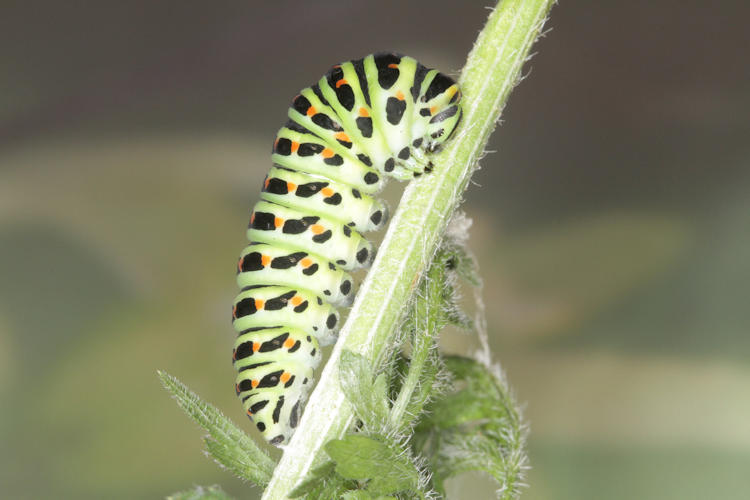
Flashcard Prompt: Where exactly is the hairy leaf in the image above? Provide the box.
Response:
[287,460,355,499]
[158,371,275,486]
[339,350,390,430]
[325,435,420,495]
[414,356,528,499]
[443,240,481,287]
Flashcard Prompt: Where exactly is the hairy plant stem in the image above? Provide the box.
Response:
[262,1,554,497]
[389,260,444,432]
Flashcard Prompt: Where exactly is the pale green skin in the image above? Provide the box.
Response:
[233,54,462,445]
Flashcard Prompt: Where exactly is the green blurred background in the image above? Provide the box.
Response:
[2,1,749,498]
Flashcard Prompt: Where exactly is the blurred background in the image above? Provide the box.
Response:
[1,1,749,498]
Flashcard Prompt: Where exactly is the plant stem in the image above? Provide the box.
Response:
[389,258,443,432]
[262,1,554,497]
[389,331,434,432]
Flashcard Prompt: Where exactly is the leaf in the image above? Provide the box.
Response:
[158,371,275,486]
[325,435,420,495]
[166,484,233,500]
[341,491,373,500]
[418,358,511,432]
[287,461,346,499]
[414,356,528,499]
[339,350,390,430]
[443,240,482,287]
[432,429,528,500]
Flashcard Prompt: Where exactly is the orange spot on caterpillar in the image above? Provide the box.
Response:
[261,255,271,266]
[395,90,405,101]
[232,350,237,361]
[280,372,291,384]
[252,342,260,352]
[335,79,349,88]
[251,379,259,389]
[430,106,438,115]
[264,177,270,189]
[332,64,341,69]
[250,212,255,224]
[287,182,297,191]
[274,217,283,228]
[321,187,334,197]
[291,141,300,153]
[246,409,253,416]
[283,338,295,349]
[310,224,325,234]
[306,106,317,117]
[232,305,237,318]
[335,132,350,142]
[254,298,265,310]
[321,148,334,158]
[237,258,243,272]
[358,107,369,117]
[300,258,313,268]
[388,63,399,69]
[291,295,303,306]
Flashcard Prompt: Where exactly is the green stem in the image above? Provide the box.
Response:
[389,334,433,432]
[389,257,443,432]
[262,1,554,497]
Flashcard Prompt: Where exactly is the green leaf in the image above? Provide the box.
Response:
[418,357,511,431]
[443,240,481,287]
[287,461,347,499]
[166,484,233,500]
[158,371,275,486]
[325,435,420,495]
[339,350,390,430]
[341,491,372,500]
[414,356,528,499]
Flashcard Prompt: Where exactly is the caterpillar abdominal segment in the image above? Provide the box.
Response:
[232,53,462,446]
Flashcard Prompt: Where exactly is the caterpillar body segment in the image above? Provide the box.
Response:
[237,243,355,307]
[260,166,388,234]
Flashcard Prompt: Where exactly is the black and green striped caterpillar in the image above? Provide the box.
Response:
[232,53,462,446]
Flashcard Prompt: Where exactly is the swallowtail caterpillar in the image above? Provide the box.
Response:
[232,53,462,445]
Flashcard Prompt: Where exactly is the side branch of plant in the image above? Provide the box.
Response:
[262,0,555,497]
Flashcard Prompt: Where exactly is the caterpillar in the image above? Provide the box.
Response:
[232,53,462,446]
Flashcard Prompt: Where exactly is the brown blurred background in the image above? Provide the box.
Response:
[1,1,749,498]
